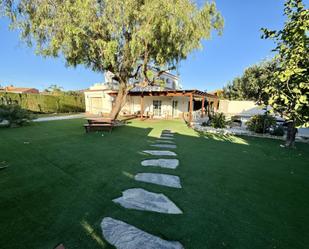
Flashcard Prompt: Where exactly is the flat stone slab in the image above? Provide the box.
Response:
[159,136,174,140]
[162,132,174,135]
[155,140,175,144]
[162,130,174,134]
[161,133,174,137]
[135,173,182,188]
[143,150,177,156]
[162,129,172,133]
[151,144,177,149]
[141,159,179,169]
[54,244,65,249]
[113,188,182,214]
[101,217,184,249]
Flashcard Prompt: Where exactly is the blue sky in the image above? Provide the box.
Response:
[0,0,306,91]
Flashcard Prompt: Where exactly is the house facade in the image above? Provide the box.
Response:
[84,71,218,122]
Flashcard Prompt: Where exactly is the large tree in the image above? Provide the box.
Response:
[261,0,308,147]
[1,0,223,119]
[222,60,277,103]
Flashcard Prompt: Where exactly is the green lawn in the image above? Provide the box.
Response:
[0,119,308,249]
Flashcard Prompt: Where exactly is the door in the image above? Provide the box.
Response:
[90,97,102,114]
[153,100,162,117]
[172,100,178,118]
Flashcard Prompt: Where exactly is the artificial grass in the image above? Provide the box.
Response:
[0,119,308,249]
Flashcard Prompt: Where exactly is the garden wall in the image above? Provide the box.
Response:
[0,92,85,113]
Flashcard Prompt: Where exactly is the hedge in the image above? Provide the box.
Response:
[0,92,85,113]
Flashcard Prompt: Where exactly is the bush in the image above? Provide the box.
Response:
[246,114,276,133]
[0,104,33,127]
[0,92,85,113]
[270,125,285,136]
[210,112,226,128]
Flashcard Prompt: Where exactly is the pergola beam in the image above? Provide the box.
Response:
[189,93,193,124]
[202,96,205,117]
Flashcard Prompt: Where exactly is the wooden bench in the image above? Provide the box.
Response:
[84,118,115,133]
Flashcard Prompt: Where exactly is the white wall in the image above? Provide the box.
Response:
[218,100,257,115]
[85,91,190,117]
[84,91,113,114]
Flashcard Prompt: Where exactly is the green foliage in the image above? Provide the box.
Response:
[1,0,223,118]
[261,0,309,128]
[223,60,277,103]
[0,104,33,127]
[270,125,285,136]
[210,112,226,128]
[44,84,64,95]
[1,0,223,81]
[0,92,85,113]
[246,114,276,134]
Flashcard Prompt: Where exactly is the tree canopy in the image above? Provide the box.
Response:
[261,0,308,146]
[1,0,223,118]
[222,60,277,103]
[261,0,308,127]
[44,84,63,94]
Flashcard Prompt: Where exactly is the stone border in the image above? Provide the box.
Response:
[192,123,309,143]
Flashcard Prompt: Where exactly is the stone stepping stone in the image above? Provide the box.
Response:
[54,244,65,249]
[143,150,177,156]
[101,217,184,249]
[113,188,182,214]
[162,129,174,134]
[151,144,177,149]
[135,173,182,188]
[141,159,179,169]
[155,140,175,144]
[161,133,174,137]
[162,132,174,136]
[159,136,174,140]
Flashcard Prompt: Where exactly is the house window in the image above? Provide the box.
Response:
[172,80,176,89]
[172,100,178,117]
[153,100,162,116]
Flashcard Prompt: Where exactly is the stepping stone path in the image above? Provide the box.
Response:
[113,188,182,214]
[151,144,177,149]
[143,150,177,156]
[141,158,179,169]
[135,173,182,188]
[101,217,184,249]
[102,129,185,248]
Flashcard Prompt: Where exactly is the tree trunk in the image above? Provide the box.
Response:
[285,121,297,148]
[109,82,129,120]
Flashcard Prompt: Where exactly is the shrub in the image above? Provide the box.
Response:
[270,125,285,136]
[201,121,208,127]
[210,112,226,128]
[0,92,85,113]
[246,114,276,133]
[0,104,33,127]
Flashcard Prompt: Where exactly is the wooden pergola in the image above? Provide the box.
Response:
[128,89,218,123]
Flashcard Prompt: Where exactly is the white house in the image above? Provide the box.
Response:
[84,70,218,122]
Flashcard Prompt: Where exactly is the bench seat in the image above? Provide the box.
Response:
[84,123,114,133]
